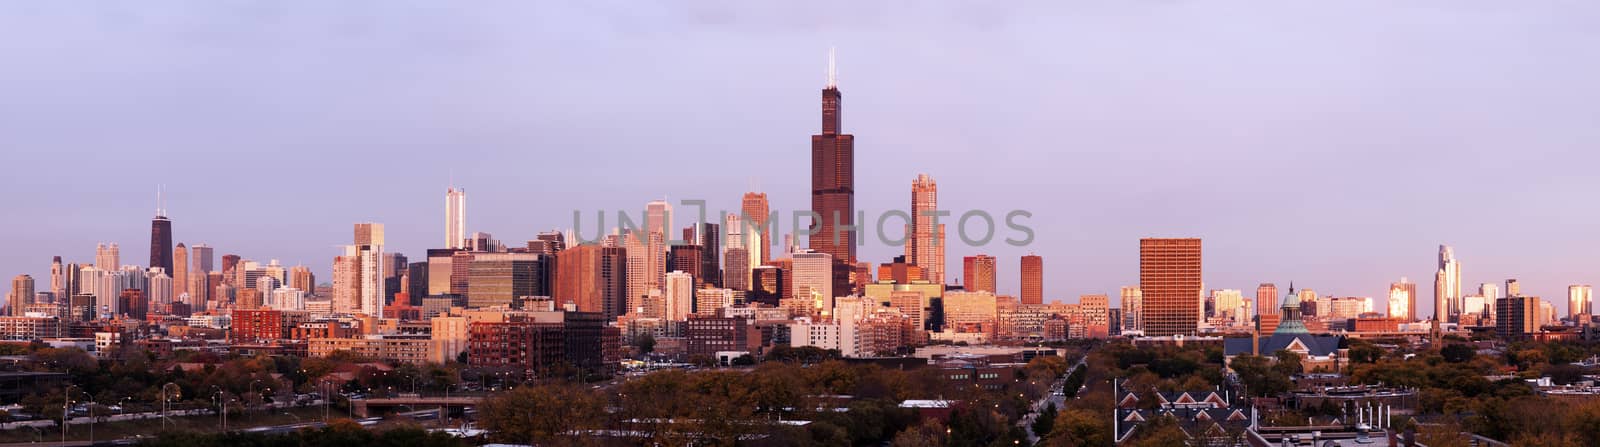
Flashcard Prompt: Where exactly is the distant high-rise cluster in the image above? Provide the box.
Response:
[15,48,1594,383]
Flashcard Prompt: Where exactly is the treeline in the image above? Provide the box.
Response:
[137,421,465,447]
[15,346,459,422]
[478,357,1072,446]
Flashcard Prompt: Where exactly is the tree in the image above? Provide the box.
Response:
[1440,344,1475,363]
[1272,350,1303,376]
[1230,355,1290,397]
[1033,402,1058,437]
[636,333,656,355]
[477,383,604,445]
[1126,415,1188,447]
[1348,341,1385,364]
[1043,408,1111,447]
[889,419,948,447]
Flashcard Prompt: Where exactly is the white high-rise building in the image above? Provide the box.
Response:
[1388,280,1412,320]
[353,223,385,316]
[95,243,120,271]
[272,287,305,311]
[792,250,834,316]
[1120,286,1142,333]
[1479,282,1499,320]
[695,288,735,316]
[1211,289,1244,319]
[1463,295,1486,318]
[1435,245,1462,323]
[624,232,650,315]
[664,271,693,321]
[722,214,749,291]
[145,268,172,311]
[1569,285,1592,320]
[446,187,467,249]
[99,269,129,316]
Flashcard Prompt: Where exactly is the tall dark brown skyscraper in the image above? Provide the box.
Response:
[1139,238,1202,337]
[699,222,721,288]
[669,244,705,291]
[600,246,627,320]
[149,203,173,275]
[810,50,856,264]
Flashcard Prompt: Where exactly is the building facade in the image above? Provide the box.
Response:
[1139,238,1202,337]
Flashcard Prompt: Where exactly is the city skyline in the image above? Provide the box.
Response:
[4,2,1600,314]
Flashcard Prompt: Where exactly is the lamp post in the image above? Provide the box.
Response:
[248,379,265,419]
[86,398,96,444]
[61,384,77,443]
[162,383,181,430]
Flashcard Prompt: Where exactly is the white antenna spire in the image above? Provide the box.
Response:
[826,46,837,89]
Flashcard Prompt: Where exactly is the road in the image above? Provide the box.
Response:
[0,400,314,431]
[1018,358,1087,444]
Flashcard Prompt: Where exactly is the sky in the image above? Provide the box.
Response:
[2,1,1598,316]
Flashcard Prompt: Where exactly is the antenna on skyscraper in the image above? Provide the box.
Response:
[826,46,837,89]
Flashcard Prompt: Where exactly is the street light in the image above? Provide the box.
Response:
[62,384,78,443]
[162,383,181,430]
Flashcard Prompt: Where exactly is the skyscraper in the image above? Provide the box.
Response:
[191,244,214,274]
[723,213,749,291]
[1496,295,1537,340]
[699,222,721,288]
[221,254,241,281]
[668,244,705,291]
[95,243,120,271]
[8,275,34,316]
[550,245,601,315]
[905,174,945,285]
[1120,286,1142,333]
[1389,278,1417,321]
[50,256,65,298]
[1435,245,1462,323]
[149,201,173,275]
[290,265,315,294]
[741,192,771,267]
[1569,285,1592,320]
[600,246,627,320]
[466,253,547,309]
[646,200,671,295]
[1139,238,1202,337]
[664,271,694,321]
[173,243,189,299]
[353,223,386,316]
[1256,283,1278,316]
[443,186,467,249]
[809,49,856,264]
[792,250,834,315]
[1020,254,1043,305]
[332,253,359,313]
[962,255,997,294]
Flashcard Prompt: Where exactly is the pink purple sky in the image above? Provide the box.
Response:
[2,1,1598,315]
